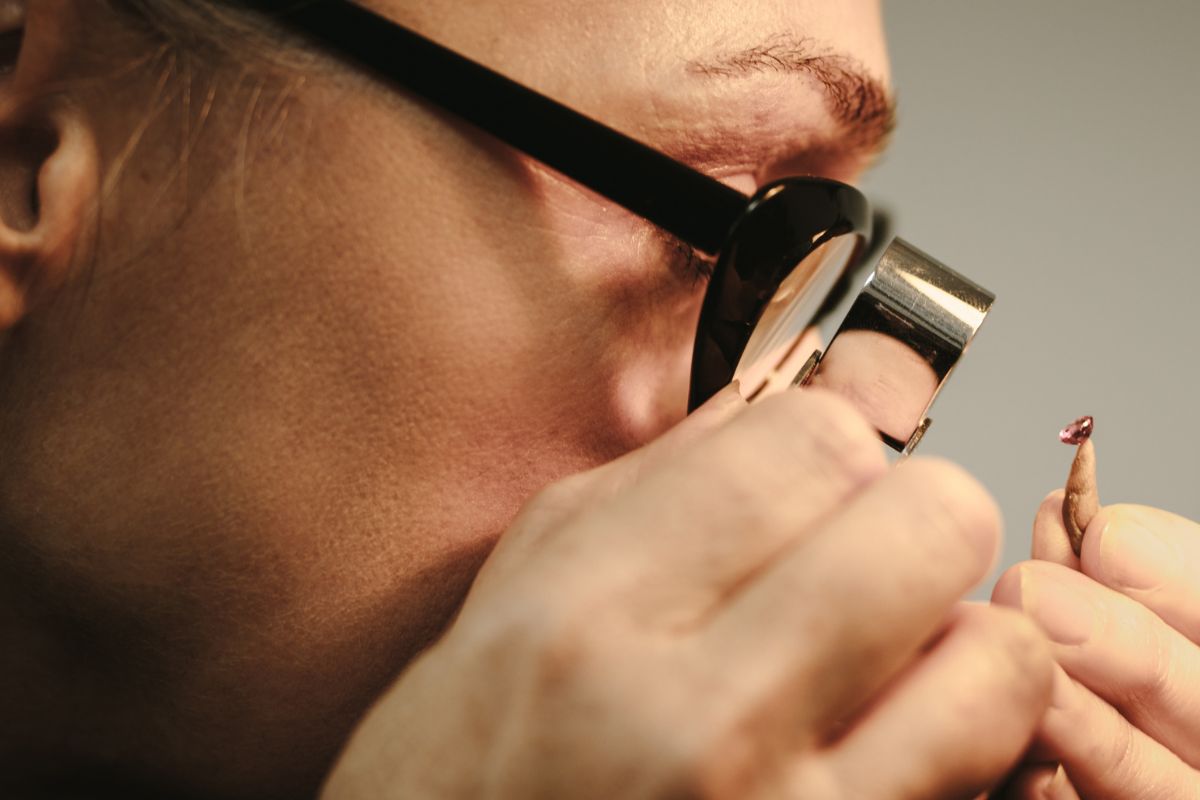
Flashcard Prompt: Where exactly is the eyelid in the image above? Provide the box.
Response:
[715,172,757,196]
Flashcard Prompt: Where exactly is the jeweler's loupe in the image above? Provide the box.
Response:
[717,232,993,454]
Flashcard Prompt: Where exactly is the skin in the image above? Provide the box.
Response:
[1062,438,1097,556]
[808,329,938,444]
[0,0,1057,797]
[993,495,1200,798]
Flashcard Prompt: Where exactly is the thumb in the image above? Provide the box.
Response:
[1031,489,1080,569]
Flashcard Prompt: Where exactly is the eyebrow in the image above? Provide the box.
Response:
[687,35,897,156]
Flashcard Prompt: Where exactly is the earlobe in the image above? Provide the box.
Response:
[0,0,98,331]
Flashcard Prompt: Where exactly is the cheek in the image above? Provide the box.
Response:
[371,153,706,478]
[507,164,706,446]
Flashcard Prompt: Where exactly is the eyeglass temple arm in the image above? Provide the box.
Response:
[248,0,748,255]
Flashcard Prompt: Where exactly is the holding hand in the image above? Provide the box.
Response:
[322,388,1051,799]
[995,496,1200,799]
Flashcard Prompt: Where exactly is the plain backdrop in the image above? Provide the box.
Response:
[857,1,1200,595]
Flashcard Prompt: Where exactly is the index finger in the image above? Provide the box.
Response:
[554,388,888,620]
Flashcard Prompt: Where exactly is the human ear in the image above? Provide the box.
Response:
[0,0,98,330]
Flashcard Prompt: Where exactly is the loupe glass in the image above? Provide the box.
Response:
[734,235,859,400]
[689,178,871,410]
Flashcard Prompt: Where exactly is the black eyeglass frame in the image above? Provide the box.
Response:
[246,0,873,410]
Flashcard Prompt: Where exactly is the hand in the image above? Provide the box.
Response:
[322,387,1051,800]
[993,495,1200,799]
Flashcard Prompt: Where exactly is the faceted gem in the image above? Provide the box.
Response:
[1059,415,1094,445]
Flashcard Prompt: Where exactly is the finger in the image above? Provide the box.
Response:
[1042,766,1081,800]
[1031,490,1079,569]
[992,764,1054,800]
[994,560,1200,767]
[1081,503,1200,645]
[494,381,748,554]
[1038,665,1200,800]
[993,764,1080,800]
[704,456,1001,731]
[550,388,888,612]
[817,605,1051,800]
[600,380,749,479]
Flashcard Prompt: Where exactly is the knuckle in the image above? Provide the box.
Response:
[1100,707,1139,780]
[499,597,609,694]
[895,457,1002,568]
[532,618,594,690]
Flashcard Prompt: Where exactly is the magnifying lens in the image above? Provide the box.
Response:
[691,178,994,454]
[255,0,995,454]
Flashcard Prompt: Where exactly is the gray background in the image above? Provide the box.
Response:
[858,1,1200,595]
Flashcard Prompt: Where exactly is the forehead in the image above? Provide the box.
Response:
[363,0,890,88]
[356,1,891,181]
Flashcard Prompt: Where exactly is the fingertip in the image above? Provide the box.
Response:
[1078,505,1114,575]
[1036,489,1066,522]
[990,562,1026,608]
[1080,504,1178,592]
[1032,490,1077,567]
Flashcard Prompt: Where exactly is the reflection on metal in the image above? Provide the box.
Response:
[793,238,995,453]
[903,417,932,457]
[790,350,823,388]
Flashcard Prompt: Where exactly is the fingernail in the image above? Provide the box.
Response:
[1045,763,1072,799]
[1098,508,1175,591]
[1023,569,1096,646]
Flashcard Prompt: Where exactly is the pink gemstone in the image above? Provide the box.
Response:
[1059,415,1094,445]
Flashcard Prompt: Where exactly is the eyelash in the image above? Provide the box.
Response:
[678,242,717,283]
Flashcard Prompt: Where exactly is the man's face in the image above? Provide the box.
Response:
[1,1,891,794]
[352,0,894,460]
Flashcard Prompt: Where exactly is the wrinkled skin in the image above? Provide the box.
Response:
[994,497,1200,799]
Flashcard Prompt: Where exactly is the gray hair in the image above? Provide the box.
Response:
[106,1,302,64]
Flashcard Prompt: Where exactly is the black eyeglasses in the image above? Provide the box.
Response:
[246,0,993,453]
[244,0,871,400]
